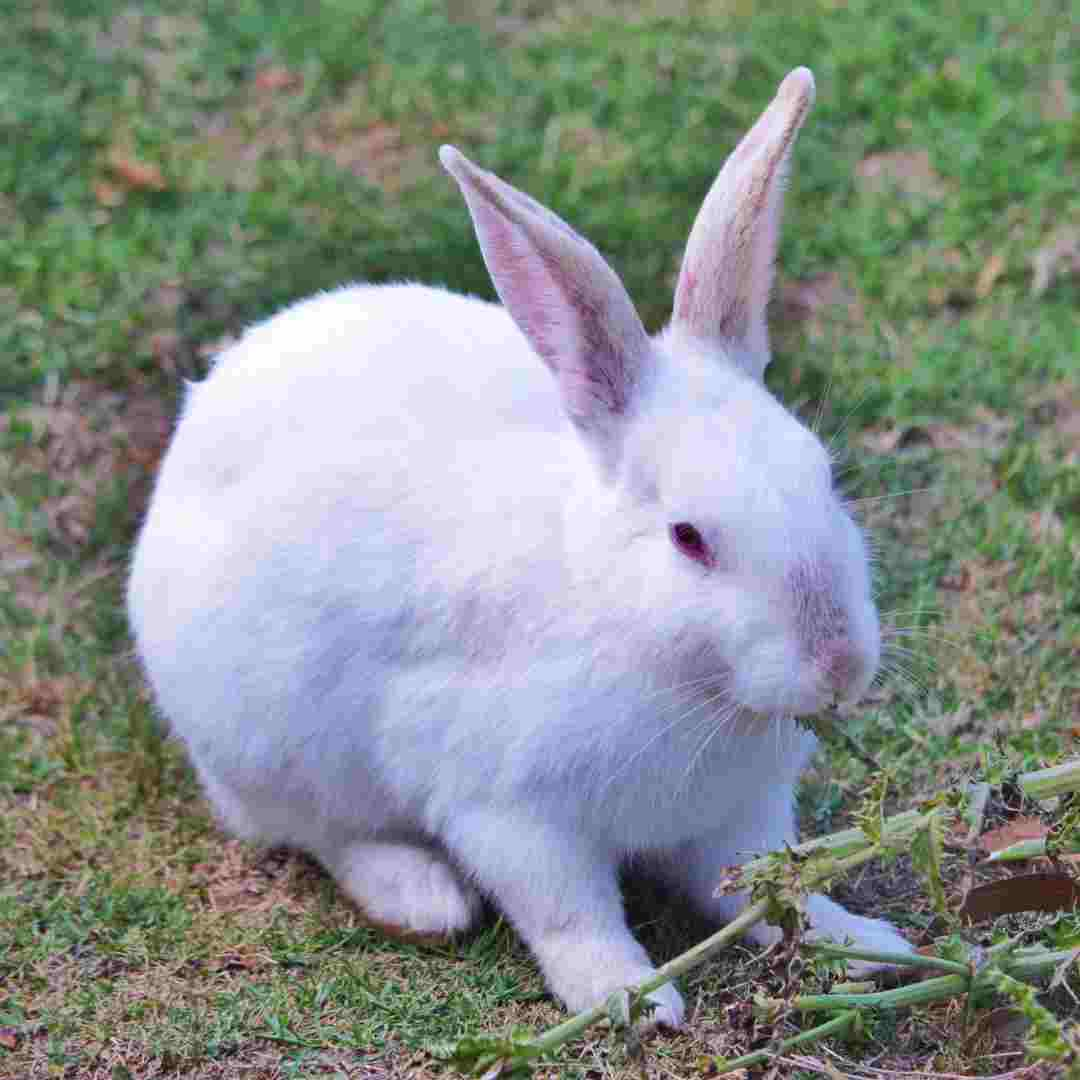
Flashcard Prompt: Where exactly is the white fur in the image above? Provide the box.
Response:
[128,70,909,1028]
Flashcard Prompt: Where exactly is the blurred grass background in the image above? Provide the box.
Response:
[1,1,1078,1076]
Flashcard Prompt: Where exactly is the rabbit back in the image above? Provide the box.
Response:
[128,283,605,850]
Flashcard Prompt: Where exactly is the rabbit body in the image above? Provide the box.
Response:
[129,70,910,1026]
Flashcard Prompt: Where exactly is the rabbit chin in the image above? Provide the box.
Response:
[728,645,879,719]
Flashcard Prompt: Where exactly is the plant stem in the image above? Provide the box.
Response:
[714,1009,858,1072]
[802,942,968,975]
[793,945,1074,1014]
[966,781,992,839]
[462,782,1080,1075]
[708,944,1078,1075]
[522,809,946,1063]
[986,837,1080,862]
[737,808,926,871]
[1003,947,1079,981]
[793,973,969,1012]
[985,838,1050,862]
[529,898,773,1057]
[1019,759,1080,799]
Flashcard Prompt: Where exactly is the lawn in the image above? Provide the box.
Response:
[1,1,1078,1077]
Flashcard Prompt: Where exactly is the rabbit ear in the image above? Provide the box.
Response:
[671,68,815,381]
[440,146,650,474]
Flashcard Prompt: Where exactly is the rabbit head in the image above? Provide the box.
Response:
[442,68,879,721]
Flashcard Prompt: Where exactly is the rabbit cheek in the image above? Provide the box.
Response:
[671,634,733,689]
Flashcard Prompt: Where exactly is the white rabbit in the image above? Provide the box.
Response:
[128,67,911,1027]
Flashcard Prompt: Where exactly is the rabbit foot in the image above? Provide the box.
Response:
[335,841,482,938]
[535,938,685,1029]
[803,893,912,969]
[747,893,912,970]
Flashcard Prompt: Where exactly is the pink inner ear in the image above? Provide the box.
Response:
[467,200,635,420]
[678,267,697,306]
[443,144,650,451]
[670,70,814,371]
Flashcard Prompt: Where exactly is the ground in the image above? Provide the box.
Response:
[1,1,1078,1077]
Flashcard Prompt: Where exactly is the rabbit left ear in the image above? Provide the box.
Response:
[671,68,815,381]
[441,146,651,476]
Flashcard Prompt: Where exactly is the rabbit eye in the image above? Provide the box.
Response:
[670,522,713,568]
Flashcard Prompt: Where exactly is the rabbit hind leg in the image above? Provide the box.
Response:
[199,772,265,841]
[330,840,483,939]
[196,769,481,937]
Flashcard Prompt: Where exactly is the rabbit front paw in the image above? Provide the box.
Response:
[804,894,912,971]
[537,939,685,1028]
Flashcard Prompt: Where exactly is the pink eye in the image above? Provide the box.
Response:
[670,522,713,568]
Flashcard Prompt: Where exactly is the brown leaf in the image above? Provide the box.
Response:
[979,816,1049,855]
[108,152,167,192]
[779,272,860,335]
[0,1027,18,1050]
[214,951,259,972]
[859,426,904,454]
[1043,76,1073,122]
[148,330,182,373]
[1022,708,1046,730]
[939,566,972,592]
[93,179,126,207]
[959,871,1080,923]
[1031,225,1080,297]
[855,149,947,200]
[254,66,303,93]
[859,420,977,456]
[975,252,1006,299]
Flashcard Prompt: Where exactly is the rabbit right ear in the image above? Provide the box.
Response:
[671,68,815,381]
[440,147,651,477]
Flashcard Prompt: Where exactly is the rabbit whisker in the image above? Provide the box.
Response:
[602,677,734,791]
[850,486,938,505]
[678,701,743,793]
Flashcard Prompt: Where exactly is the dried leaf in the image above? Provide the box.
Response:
[1031,226,1080,297]
[975,252,1006,298]
[254,66,303,93]
[959,871,1080,923]
[779,272,857,325]
[214,951,259,972]
[93,179,126,207]
[108,152,167,192]
[859,426,904,454]
[0,1027,19,1050]
[855,149,947,200]
[860,420,978,456]
[939,566,972,592]
[780,274,864,343]
[979,817,1049,854]
[148,330,182,374]
[1022,709,1046,730]
[1043,76,1073,122]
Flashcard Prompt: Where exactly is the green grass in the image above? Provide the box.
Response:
[1,0,1078,1076]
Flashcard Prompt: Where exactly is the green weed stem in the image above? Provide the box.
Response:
[713,1009,859,1073]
